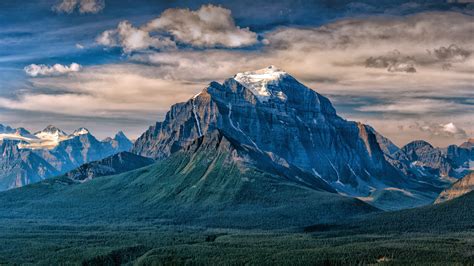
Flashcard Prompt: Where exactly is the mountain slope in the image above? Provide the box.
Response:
[435,171,474,204]
[0,140,58,190]
[132,66,446,210]
[0,130,378,229]
[64,151,154,182]
[33,131,127,173]
[0,124,134,190]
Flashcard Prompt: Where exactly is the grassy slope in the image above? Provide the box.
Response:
[0,134,376,230]
[356,190,474,233]
[0,134,472,264]
[0,176,472,265]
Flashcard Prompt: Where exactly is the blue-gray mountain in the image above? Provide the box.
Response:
[0,139,58,190]
[64,151,154,182]
[132,66,471,210]
[398,140,472,180]
[0,125,133,190]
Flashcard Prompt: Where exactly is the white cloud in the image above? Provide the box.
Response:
[6,64,200,118]
[96,21,176,53]
[414,122,468,140]
[53,0,104,14]
[143,4,258,48]
[355,99,464,114]
[7,12,474,146]
[24,63,82,77]
[75,43,84,49]
[97,4,258,52]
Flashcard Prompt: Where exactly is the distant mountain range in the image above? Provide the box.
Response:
[0,125,132,190]
[0,66,472,214]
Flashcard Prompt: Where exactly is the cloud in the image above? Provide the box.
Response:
[365,50,417,73]
[8,12,474,146]
[432,44,471,62]
[143,4,258,48]
[413,122,468,139]
[24,63,82,77]
[96,21,176,53]
[53,0,105,14]
[5,64,200,119]
[355,98,466,114]
[97,4,258,52]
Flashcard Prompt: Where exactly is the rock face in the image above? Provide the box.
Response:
[103,131,133,152]
[64,151,154,182]
[435,171,474,204]
[34,130,132,173]
[0,139,58,190]
[0,124,133,190]
[0,129,378,229]
[132,66,443,204]
[399,140,452,177]
[398,140,472,180]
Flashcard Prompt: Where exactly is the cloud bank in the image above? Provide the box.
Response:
[97,4,258,52]
[6,11,473,146]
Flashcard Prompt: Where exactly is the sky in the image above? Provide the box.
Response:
[0,0,473,147]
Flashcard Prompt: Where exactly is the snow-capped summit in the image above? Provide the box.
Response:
[71,127,90,137]
[233,65,289,101]
[35,125,68,141]
[30,125,70,149]
[0,126,38,143]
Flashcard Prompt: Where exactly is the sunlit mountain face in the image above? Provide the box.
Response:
[0,1,473,265]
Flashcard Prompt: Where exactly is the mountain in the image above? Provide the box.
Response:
[0,129,378,229]
[102,131,133,152]
[460,138,474,149]
[0,124,133,190]
[0,124,38,144]
[435,171,474,204]
[0,139,58,190]
[399,140,453,179]
[397,140,472,181]
[132,66,447,210]
[64,151,154,182]
[0,124,14,134]
[34,129,132,173]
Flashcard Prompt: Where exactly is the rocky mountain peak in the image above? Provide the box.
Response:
[71,128,90,137]
[233,66,290,102]
[460,138,474,149]
[114,131,127,140]
[36,125,67,137]
[403,140,434,151]
[0,124,14,134]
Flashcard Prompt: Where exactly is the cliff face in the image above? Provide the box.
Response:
[0,140,58,190]
[132,66,429,198]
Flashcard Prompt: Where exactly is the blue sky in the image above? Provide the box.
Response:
[0,0,473,146]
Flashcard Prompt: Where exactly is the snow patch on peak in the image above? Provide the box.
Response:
[233,66,289,102]
[72,128,89,136]
[40,125,67,135]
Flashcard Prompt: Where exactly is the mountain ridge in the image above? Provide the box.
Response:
[132,66,461,210]
[0,125,133,190]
